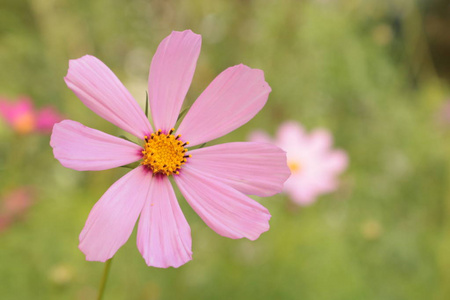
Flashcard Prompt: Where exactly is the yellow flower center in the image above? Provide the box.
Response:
[141,129,190,176]
[13,112,35,134]
[288,161,301,174]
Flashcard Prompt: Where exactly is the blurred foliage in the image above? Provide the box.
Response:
[1,0,450,299]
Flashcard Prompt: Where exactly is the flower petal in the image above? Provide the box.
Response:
[148,30,201,132]
[137,175,192,268]
[276,121,307,154]
[174,166,271,240]
[50,120,142,171]
[285,178,322,205]
[188,142,290,197]
[248,130,273,144]
[0,97,33,124]
[308,129,333,153]
[36,106,63,133]
[79,166,150,262]
[65,55,152,138]
[324,150,348,173]
[177,64,271,146]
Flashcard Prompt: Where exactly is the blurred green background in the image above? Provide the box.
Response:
[1,0,450,299]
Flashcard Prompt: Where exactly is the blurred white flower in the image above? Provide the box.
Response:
[250,121,348,205]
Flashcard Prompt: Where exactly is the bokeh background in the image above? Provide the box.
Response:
[1,0,450,299]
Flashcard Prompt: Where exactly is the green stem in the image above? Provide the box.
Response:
[97,258,113,300]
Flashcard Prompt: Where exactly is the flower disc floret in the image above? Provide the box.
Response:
[141,129,190,176]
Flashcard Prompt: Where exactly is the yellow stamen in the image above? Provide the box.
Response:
[141,128,189,176]
[288,161,301,174]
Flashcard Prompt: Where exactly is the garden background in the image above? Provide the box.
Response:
[1,0,450,299]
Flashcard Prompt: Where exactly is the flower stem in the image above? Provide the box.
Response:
[97,258,113,300]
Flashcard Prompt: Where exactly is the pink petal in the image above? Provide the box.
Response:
[79,166,150,262]
[0,97,33,124]
[286,182,321,205]
[0,97,36,133]
[324,150,348,173]
[284,172,328,204]
[137,175,192,268]
[188,142,290,197]
[36,106,63,133]
[148,30,201,132]
[50,120,142,171]
[65,55,152,138]
[174,166,271,240]
[276,121,306,153]
[308,129,333,153]
[177,64,271,146]
[248,130,273,144]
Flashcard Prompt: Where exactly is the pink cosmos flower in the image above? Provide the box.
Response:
[50,30,290,268]
[250,122,348,205]
[0,97,63,134]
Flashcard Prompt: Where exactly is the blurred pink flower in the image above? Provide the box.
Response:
[0,96,63,134]
[51,30,289,268]
[250,122,348,205]
[36,107,64,133]
[0,97,35,134]
[0,187,34,232]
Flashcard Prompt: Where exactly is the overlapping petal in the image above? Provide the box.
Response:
[65,55,152,138]
[177,64,271,146]
[188,142,290,197]
[148,30,201,132]
[50,120,142,171]
[79,166,151,262]
[175,166,271,240]
[137,175,192,268]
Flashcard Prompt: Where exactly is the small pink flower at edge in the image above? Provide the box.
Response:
[50,30,290,268]
[250,121,348,205]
